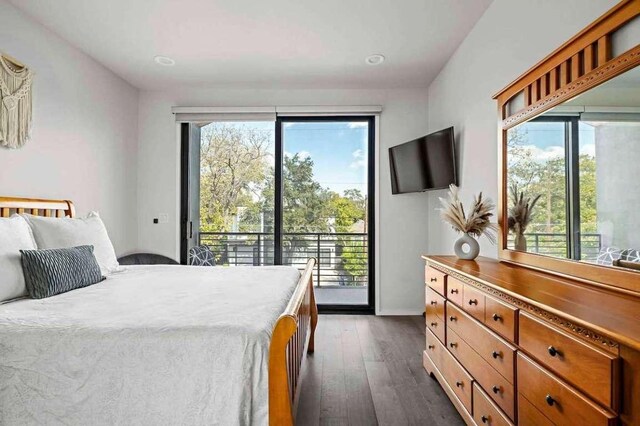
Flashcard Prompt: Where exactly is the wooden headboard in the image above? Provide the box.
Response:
[0,196,75,218]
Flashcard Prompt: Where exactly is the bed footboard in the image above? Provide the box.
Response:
[269,258,318,426]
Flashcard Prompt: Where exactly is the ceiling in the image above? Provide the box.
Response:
[10,0,492,91]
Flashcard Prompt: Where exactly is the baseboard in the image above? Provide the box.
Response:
[376,309,424,316]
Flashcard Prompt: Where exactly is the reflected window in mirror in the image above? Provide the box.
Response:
[506,66,640,271]
[507,121,568,259]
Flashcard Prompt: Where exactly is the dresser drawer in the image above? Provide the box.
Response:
[426,327,444,370]
[447,303,515,384]
[426,265,447,297]
[447,275,464,306]
[463,284,485,322]
[519,312,619,409]
[426,286,446,320]
[473,383,514,426]
[517,353,616,426]
[484,296,517,342]
[517,394,554,426]
[440,339,474,413]
[448,328,515,420]
[426,305,446,344]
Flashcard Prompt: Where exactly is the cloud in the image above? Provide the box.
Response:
[284,150,311,160]
[350,149,366,169]
[519,144,564,162]
[581,143,596,157]
[298,150,311,160]
[348,122,368,129]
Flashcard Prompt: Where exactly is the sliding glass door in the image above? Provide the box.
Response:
[277,117,374,312]
[181,116,375,313]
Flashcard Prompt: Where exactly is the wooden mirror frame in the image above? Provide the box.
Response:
[493,0,640,293]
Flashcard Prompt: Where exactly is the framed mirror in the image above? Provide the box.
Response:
[494,0,640,292]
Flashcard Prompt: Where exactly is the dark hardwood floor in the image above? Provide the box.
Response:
[296,315,464,426]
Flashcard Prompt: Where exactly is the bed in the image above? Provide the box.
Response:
[0,196,317,426]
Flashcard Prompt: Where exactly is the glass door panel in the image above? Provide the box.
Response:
[198,121,276,266]
[279,118,373,309]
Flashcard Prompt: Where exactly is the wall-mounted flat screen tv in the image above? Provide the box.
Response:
[389,127,457,194]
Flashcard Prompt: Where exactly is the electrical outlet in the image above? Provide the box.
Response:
[158,213,169,224]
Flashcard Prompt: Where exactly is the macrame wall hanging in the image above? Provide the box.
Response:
[0,53,33,149]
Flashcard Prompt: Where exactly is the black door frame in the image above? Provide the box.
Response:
[179,123,191,265]
[180,116,376,314]
[276,116,376,314]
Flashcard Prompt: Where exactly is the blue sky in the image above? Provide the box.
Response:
[283,121,368,195]
[217,121,369,196]
[515,121,596,160]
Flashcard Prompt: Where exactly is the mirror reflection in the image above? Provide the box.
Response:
[506,65,640,272]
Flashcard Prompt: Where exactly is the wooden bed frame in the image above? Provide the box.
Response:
[0,196,318,426]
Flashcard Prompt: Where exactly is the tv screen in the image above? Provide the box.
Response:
[389,127,457,194]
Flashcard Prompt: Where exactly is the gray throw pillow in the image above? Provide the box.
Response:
[20,245,105,299]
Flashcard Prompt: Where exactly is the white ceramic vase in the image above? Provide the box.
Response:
[454,233,480,260]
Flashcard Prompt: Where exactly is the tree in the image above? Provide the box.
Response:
[579,154,597,233]
[328,189,366,233]
[199,123,273,232]
[341,241,368,285]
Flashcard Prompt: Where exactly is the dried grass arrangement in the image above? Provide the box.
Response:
[507,184,541,236]
[438,184,497,244]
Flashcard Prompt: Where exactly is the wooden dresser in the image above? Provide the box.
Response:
[422,256,640,426]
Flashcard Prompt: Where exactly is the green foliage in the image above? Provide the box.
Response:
[341,240,367,285]
[282,154,334,233]
[579,154,597,233]
[329,189,366,233]
[199,123,273,233]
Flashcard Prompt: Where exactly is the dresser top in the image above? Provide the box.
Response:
[423,255,640,351]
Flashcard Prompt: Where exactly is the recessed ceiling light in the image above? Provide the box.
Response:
[154,55,175,66]
[365,54,385,65]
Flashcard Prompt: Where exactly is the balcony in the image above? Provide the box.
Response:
[507,232,601,260]
[198,232,369,305]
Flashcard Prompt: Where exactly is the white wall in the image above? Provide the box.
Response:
[0,0,139,255]
[137,88,429,314]
[426,0,619,257]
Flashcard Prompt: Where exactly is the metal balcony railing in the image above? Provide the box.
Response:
[198,232,368,287]
[507,232,601,260]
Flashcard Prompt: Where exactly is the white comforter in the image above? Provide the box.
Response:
[0,265,301,426]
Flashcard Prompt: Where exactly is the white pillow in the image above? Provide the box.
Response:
[0,215,37,302]
[22,212,120,276]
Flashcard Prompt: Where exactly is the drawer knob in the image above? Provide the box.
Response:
[430,277,437,282]
[456,381,463,388]
[449,316,457,322]
[468,299,478,306]
[491,350,501,359]
[545,394,556,406]
[449,342,457,348]
[548,346,559,357]
[430,301,437,305]
[492,385,501,394]
[428,345,435,350]
[481,415,489,423]
[430,322,437,327]
[492,313,501,321]
[450,288,459,294]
